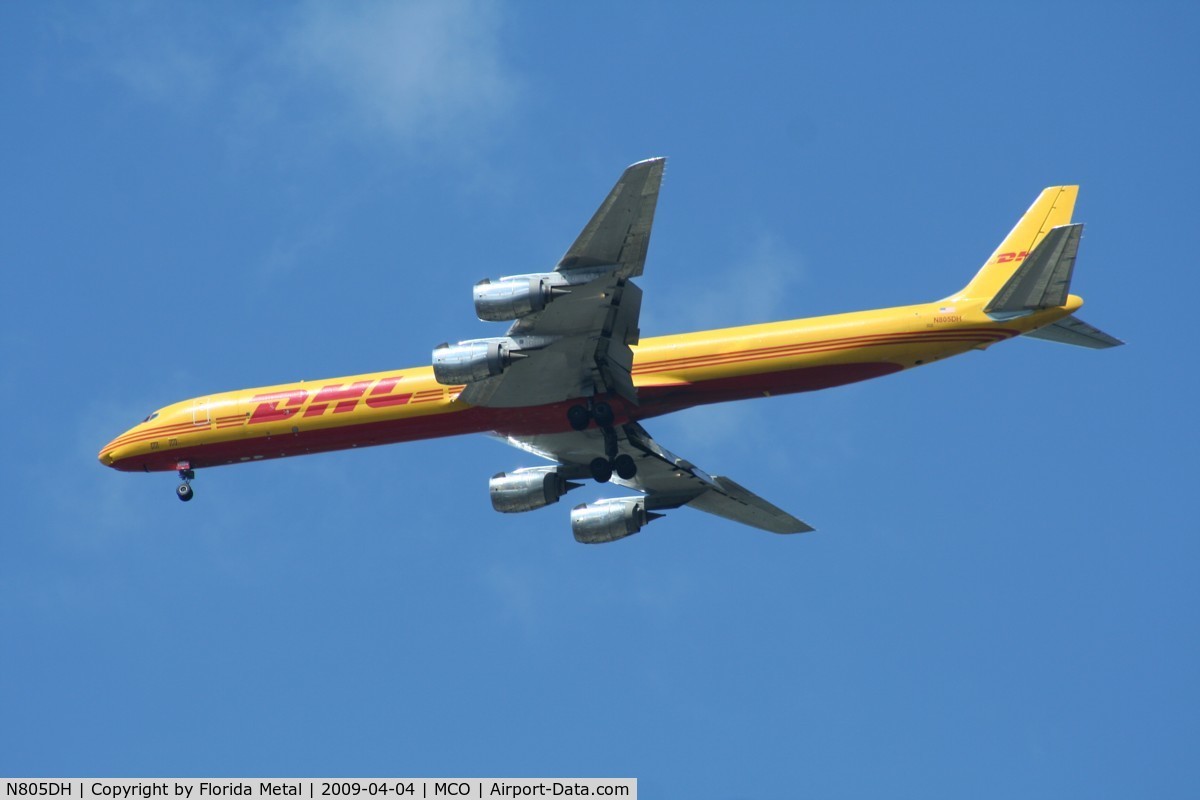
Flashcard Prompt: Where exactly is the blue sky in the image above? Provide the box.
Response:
[2,2,1197,796]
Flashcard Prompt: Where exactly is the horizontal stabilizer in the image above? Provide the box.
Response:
[986,223,1082,314]
[1025,315,1124,349]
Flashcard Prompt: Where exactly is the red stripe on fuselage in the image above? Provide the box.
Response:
[633,328,1017,374]
[106,361,900,472]
[636,336,1003,374]
[104,421,202,448]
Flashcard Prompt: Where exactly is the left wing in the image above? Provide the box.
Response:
[554,156,664,277]
[433,158,665,408]
[497,422,814,543]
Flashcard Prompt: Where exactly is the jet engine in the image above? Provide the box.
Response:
[431,338,527,385]
[489,467,581,513]
[570,497,663,544]
[473,274,569,322]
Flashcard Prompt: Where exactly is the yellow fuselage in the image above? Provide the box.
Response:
[99,296,1078,473]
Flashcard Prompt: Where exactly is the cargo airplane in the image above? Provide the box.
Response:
[99,158,1121,543]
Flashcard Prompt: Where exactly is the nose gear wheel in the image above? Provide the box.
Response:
[176,465,195,502]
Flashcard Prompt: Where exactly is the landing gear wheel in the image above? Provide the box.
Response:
[567,404,590,431]
[613,454,637,480]
[591,401,615,428]
[589,457,614,484]
[176,463,195,502]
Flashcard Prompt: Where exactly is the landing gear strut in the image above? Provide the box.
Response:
[176,462,195,502]
[569,400,639,483]
[589,426,638,483]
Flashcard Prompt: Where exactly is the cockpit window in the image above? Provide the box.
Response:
[143,412,159,422]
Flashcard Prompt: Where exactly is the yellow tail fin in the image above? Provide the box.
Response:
[955,186,1078,303]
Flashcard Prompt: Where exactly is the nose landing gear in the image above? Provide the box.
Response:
[176,462,195,502]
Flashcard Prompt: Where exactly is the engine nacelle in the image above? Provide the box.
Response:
[489,467,579,513]
[473,274,567,322]
[570,497,662,544]
[431,338,525,385]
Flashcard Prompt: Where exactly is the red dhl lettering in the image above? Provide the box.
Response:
[996,250,1029,264]
[303,380,372,417]
[249,389,308,423]
[249,376,412,424]
[365,376,413,408]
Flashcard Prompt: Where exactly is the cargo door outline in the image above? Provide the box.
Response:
[192,397,211,427]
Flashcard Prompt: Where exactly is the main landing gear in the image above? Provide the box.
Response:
[566,399,617,431]
[176,461,195,502]
[569,400,638,483]
[567,400,615,431]
[589,453,637,483]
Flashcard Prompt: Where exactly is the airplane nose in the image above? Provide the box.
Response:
[98,433,127,469]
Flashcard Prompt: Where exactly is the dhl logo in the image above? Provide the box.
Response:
[248,376,414,424]
[996,250,1029,263]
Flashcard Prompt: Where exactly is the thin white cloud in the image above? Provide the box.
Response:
[645,232,807,334]
[58,3,222,111]
[282,1,516,145]
[107,42,216,109]
[483,562,544,634]
[69,1,518,152]
[255,215,339,281]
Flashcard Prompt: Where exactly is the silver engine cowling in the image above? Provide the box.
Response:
[473,274,568,322]
[489,467,580,513]
[431,338,526,385]
[570,497,662,544]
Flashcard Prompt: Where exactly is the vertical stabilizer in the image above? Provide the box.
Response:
[956,186,1078,303]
